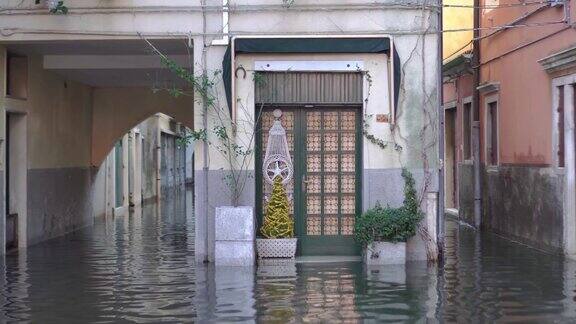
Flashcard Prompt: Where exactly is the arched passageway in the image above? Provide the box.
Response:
[93,112,194,218]
[0,39,195,252]
[91,88,194,168]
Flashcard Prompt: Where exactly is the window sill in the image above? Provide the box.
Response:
[486,165,499,173]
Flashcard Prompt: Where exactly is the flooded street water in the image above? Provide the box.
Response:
[1,188,576,323]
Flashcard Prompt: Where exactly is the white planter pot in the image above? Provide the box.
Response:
[364,241,406,265]
[214,206,255,266]
[256,238,297,259]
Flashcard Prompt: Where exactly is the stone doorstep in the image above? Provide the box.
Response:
[295,256,362,263]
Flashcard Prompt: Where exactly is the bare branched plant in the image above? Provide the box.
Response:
[142,37,266,207]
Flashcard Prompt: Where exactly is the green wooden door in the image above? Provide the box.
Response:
[257,107,362,256]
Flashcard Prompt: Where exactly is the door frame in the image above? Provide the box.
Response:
[443,103,458,209]
[5,110,28,251]
[255,104,363,256]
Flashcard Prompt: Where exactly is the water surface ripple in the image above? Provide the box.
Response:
[1,189,575,322]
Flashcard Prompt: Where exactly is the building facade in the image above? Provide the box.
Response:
[443,0,576,256]
[0,1,442,261]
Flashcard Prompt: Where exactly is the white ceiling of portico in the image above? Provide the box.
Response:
[5,39,194,87]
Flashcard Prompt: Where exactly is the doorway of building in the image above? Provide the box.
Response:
[444,107,458,209]
[257,106,362,256]
[5,112,27,251]
[160,132,186,194]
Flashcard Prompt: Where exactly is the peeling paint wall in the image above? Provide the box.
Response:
[482,166,564,253]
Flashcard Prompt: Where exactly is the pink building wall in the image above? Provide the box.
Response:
[479,2,576,166]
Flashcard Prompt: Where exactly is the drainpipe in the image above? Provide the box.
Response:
[201,0,210,263]
[472,0,482,228]
[437,0,445,257]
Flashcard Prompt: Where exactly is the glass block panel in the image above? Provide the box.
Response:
[287,133,294,151]
[341,154,355,172]
[324,195,338,214]
[282,111,294,130]
[342,195,355,214]
[341,174,355,194]
[324,154,338,172]
[324,111,338,130]
[341,132,355,151]
[262,112,274,129]
[307,175,321,194]
[323,132,338,151]
[341,111,356,130]
[307,195,321,214]
[307,217,321,235]
[324,216,338,235]
[324,175,338,194]
[307,154,321,172]
[307,133,321,152]
[341,216,355,235]
[307,111,321,130]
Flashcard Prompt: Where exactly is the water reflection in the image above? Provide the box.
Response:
[1,188,576,322]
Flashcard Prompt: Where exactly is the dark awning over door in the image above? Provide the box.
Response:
[222,37,401,112]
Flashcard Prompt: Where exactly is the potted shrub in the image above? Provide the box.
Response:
[256,176,297,259]
[354,169,423,265]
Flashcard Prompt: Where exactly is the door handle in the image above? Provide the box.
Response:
[302,176,309,192]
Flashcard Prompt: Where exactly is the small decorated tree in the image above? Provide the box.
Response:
[257,176,297,258]
[261,177,294,238]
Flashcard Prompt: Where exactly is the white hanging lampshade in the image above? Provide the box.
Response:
[263,109,293,186]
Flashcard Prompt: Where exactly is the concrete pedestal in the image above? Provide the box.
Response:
[214,206,255,266]
[364,241,406,265]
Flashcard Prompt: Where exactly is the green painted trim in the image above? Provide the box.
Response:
[254,111,263,233]
[255,105,362,256]
[295,109,305,255]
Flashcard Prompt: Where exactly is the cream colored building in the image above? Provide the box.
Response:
[0,0,442,261]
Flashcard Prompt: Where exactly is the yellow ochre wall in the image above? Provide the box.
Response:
[443,0,474,60]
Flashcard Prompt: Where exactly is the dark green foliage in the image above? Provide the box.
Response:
[354,168,423,246]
